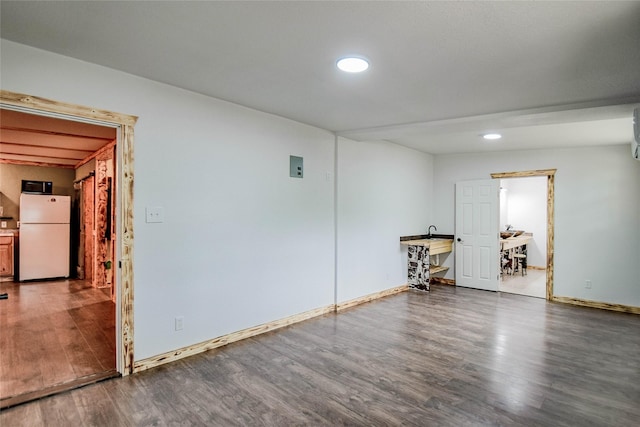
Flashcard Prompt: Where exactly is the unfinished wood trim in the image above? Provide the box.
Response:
[1,90,137,376]
[0,90,137,126]
[491,169,556,301]
[490,169,557,179]
[552,296,640,315]
[546,173,555,300]
[133,304,337,373]
[336,284,409,312]
[527,265,546,270]
[76,139,116,168]
[120,124,135,375]
[430,277,456,286]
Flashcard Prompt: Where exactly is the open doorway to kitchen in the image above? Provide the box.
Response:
[0,90,136,408]
[491,169,556,300]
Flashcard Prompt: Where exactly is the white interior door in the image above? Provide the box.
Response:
[455,179,499,291]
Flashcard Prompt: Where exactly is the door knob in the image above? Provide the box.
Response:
[457,237,463,242]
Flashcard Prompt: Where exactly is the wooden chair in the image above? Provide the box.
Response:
[513,253,527,276]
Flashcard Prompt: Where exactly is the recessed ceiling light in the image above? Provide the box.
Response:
[336,57,369,73]
[482,133,502,140]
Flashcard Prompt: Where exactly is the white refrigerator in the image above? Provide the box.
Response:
[19,193,71,281]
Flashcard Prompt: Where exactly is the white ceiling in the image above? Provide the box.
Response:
[1,1,639,154]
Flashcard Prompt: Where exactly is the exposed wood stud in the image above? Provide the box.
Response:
[82,176,95,283]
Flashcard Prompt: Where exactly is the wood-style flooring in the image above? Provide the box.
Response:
[2,286,639,426]
[0,279,116,407]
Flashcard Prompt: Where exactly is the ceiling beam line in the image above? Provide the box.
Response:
[0,158,75,169]
[0,141,95,154]
[336,97,640,141]
[0,125,116,141]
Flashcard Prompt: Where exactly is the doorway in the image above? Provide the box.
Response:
[491,169,556,300]
[497,176,547,298]
[0,90,136,407]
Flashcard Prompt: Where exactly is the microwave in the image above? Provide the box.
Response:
[21,180,53,194]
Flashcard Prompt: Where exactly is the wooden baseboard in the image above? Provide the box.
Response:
[133,304,336,373]
[430,277,455,286]
[552,296,640,315]
[336,284,408,312]
[528,265,546,271]
[134,284,412,373]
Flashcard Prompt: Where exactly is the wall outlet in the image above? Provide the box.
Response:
[0,221,6,228]
[175,316,184,331]
[146,206,165,223]
[585,280,592,289]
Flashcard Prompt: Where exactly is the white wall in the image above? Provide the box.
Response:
[336,137,433,303]
[1,40,336,359]
[501,177,547,268]
[1,40,436,360]
[434,146,640,306]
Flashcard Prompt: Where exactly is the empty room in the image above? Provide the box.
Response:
[1,1,639,425]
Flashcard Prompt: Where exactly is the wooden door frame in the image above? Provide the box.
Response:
[490,169,556,300]
[1,90,137,375]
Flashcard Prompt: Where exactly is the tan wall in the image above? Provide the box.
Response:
[0,164,75,229]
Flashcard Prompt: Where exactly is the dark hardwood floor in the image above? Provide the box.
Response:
[1,285,639,426]
[0,279,116,407]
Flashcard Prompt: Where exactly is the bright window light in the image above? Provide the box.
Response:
[337,57,369,73]
[483,133,502,140]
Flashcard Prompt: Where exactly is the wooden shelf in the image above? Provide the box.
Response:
[429,266,449,275]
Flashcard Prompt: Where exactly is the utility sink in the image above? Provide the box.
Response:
[424,234,451,240]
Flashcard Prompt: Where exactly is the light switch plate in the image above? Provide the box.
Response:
[290,155,303,178]
[175,316,184,331]
[145,206,165,223]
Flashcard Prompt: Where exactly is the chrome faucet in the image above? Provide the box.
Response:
[428,225,437,237]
